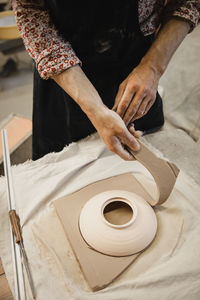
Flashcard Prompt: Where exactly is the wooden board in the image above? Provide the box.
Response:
[0,114,32,161]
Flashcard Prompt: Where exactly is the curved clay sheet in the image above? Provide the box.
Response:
[129,142,179,206]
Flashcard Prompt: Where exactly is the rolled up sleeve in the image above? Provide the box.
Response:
[11,0,81,79]
[164,0,200,32]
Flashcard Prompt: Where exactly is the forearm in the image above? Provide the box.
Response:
[53,65,140,159]
[52,65,107,122]
[113,17,191,124]
[141,17,190,77]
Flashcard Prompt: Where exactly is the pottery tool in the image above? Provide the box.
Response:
[9,209,36,299]
[1,129,35,300]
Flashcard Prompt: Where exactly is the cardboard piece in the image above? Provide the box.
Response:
[53,142,179,291]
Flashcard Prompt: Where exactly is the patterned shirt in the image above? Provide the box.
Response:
[11,0,200,79]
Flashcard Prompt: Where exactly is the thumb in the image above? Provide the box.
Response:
[120,128,140,152]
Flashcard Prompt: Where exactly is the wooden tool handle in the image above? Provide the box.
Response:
[9,210,23,243]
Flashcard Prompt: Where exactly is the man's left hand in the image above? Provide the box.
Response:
[112,62,160,126]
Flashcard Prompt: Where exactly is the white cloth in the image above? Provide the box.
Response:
[0,133,200,300]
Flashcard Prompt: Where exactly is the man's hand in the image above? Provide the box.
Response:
[91,108,140,160]
[113,17,190,126]
[113,62,160,126]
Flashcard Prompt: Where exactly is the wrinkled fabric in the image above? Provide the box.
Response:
[0,134,200,299]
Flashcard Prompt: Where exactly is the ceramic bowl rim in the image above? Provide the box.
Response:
[101,197,138,229]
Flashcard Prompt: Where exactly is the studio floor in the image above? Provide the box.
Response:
[0,25,200,300]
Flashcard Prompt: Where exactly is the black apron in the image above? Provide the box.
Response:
[32,1,164,160]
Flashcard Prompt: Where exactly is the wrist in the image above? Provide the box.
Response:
[140,53,166,78]
[141,18,190,79]
[87,102,110,127]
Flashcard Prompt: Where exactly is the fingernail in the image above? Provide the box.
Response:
[138,130,144,136]
[127,152,134,160]
[129,124,134,130]
[135,142,140,151]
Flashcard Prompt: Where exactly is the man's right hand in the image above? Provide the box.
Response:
[90,107,140,160]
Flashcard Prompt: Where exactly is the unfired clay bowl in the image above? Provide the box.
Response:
[79,190,157,256]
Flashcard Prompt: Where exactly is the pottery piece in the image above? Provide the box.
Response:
[54,141,180,291]
[79,190,157,256]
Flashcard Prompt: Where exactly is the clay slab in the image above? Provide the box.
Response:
[54,173,159,291]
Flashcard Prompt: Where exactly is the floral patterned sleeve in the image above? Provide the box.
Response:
[164,0,200,32]
[11,0,81,79]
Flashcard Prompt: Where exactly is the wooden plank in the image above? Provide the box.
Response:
[0,114,32,161]
[0,258,4,276]
[0,274,14,300]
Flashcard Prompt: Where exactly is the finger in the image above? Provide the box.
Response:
[123,90,146,125]
[143,99,154,115]
[116,86,136,118]
[108,136,134,161]
[128,124,143,138]
[119,128,140,153]
[137,96,151,115]
[132,98,155,122]
[128,122,135,133]
[130,123,135,130]
[134,130,143,138]
[130,96,151,122]
[112,83,125,111]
